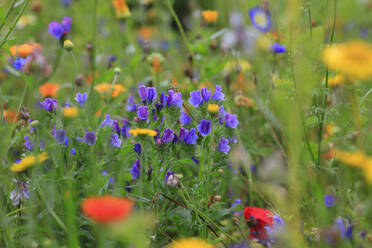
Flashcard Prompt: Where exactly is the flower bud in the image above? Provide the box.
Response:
[63,40,74,51]
[30,120,39,127]
[114,67,121,75]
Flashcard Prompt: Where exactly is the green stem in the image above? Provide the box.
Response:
[70,51,77,95]
[0,0,30,49]
[317,0,337,167]
[16,75,28,114]
[0,0,17,32]
[89,0,98,95]
[164,0,194,58]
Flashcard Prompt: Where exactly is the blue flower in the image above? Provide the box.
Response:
[198,119,211,137]
[113,120,121,135]
[100,114,114,127]
[265,214,285,243]
[162,128,174,143]
[102,170,115,183]
[55,129,68,145]
[189,90,203,107]
[137,106,148,121]
[126,96,137,111]
[324,194,335,207]
[334,218,352,240]
[212,85,225,101]
[60,0,71,7]
[48,16,72,39]
[13,57,27,70]
[166,90,183,108]
[70,148,76,155]
[77,130,96,146]
[225,113,239,128]
[138,85,147,102]
[109,133,122,148]
[231,198,243,215]
[201,87,211,102]
[191,156,200,165]
[218,137,231,154]
[40,98,58,112]
[249,6,271,32]
[74,92,87,107]
[184,128,198,144]
[271,43,286,53]
[180,109,192,125]
[130,160,140,179]
[24,136,33,151]
[147,87,157,103]
[134,143,141,154]
[107,55,116,69]
[121,123,130,138]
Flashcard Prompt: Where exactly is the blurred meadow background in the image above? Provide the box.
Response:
[1,0,372,247]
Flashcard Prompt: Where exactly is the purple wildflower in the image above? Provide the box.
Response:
[184,128,198,144]
[147,87,157,103]
[249,6,271,32]
[102,170,115,183]
[137,106,148,121]
[10,179,30,206]
[113,120,121,135]
[180,109,192,125]
[126,96,137,111]
[162,128,174,143]
[201,87,211,102]
[77,131,96,145]
[271,43,286,53]
[324,194,335,208]
[198,119,211,137]
[100,114,114,127]
[40,98,58,112]
[218,137,231,154]
[74,92,88,107]
[24,136,33,151]
[225,113,239,128]
[212,85,225,101]
[13,57,27,70]
[231,198,243,215]
[138,85,147,102]
[134,143,141,154]
[55,129,68,145]
[109,133,122,148]
[130,160,140,179]
[48,16,72,39]
[189,90,203,107]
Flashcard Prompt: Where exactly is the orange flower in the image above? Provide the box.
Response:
[94,83,125,98]
[139,26,156,41]
[39,82,60,97]
[81,196,134,223]
[202,11,218,23]
[10,42,42,58]
[3,109,18,123]
[112,0,131,19]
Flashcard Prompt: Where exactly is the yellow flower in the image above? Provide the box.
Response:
[202,11,218,23]
[169,238,214,248]
[325,124,339,136]
[322,40,372,80]
[333,149,368,168]
[94,83,125,98]
[112,0,131,19]
[63,106,78,118]
[223,59,251,74]
[363,162,372,184]
[129,128,157,137]
[207,104,219,113]
[10,152,48,172]
[328,74,346,87]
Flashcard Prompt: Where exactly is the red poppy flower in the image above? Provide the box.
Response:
[81,196,134,223]
[243,206,274,240]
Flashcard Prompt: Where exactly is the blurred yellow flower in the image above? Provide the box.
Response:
[202,11,218,23]
[94,83,125,98]
[112,0,131,19]
[322,41,372,80]
[129,128,157,137]
[207,104,219,113]
[63,106,78,118]
[325,124,339,136]
[328,74,345,87]
[169,238,214,248]
[223,60,251,74]
[10,152,48,172]
[333,149,368,168]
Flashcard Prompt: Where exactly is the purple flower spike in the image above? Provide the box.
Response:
[40,98,58,112]
[218,137,231,154]
[100,114,114,127]
[55,129,68,145]
[78,131,96,146]
[134,143,141,154]
[147,87,157,103]
[137,106,148,121]
[189,90,203,107]
[138,85,147,102]
[324,194,335,208]
[198,119,211,137]
[201,87,211,102]
[225,113,239,128]
[126,96,137,112]
[184,128,198,144]
[212,85,225,101]
[61,16,72,35]
[162,128,174,143]
[74,92,88,107]
[180,109,191,125]
[130,160,140,179]
[24,136,33,151]
[109,133,122,148]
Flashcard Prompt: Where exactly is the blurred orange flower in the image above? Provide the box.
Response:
[112,0,131,19]
[3,109,18,123]
[81,196,134,223]
[202,11,218,23]
[10,42,42,58]
[39,82,59,97]
[94,83,125,98]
